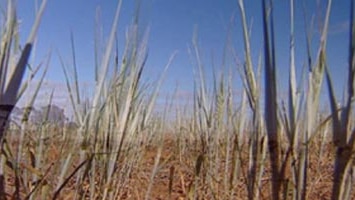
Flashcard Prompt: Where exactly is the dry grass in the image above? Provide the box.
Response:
[1,131,350,200]
[1,0,355,199]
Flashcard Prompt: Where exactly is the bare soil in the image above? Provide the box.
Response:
[2,132,352,200]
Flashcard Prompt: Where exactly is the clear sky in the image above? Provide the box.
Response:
[15,0,350,113]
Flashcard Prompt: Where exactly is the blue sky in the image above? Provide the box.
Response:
[15,0,350,112]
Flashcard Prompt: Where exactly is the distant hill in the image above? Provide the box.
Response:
[9,104,67,126]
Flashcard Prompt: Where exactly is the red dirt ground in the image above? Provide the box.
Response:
[2,133,353,199]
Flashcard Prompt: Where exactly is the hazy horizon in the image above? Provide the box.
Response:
[15,0,351,117]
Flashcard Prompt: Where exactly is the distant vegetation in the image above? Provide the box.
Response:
[10,105,67,127]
